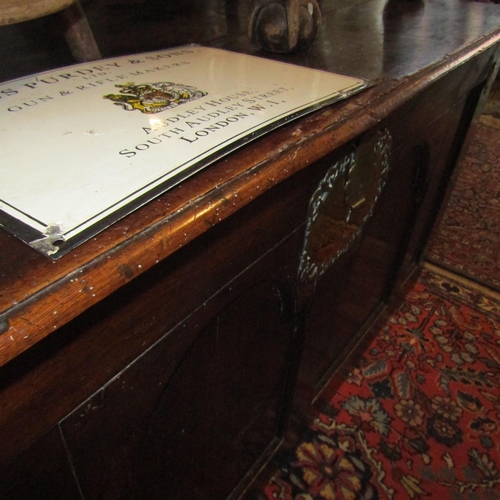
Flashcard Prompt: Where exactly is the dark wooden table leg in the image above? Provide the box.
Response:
[60,1,101,62]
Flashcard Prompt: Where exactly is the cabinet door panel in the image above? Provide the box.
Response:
[134,281,291,499]
[297,137,425,404]
[60,238,300,500]
[0,427,81,500]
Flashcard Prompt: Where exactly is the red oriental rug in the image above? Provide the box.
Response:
[260,266,500,500]
[426,85,500,293]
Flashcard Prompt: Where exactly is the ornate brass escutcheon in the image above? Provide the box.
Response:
[298,128,391,281]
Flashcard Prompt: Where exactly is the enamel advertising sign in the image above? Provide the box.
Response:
[0,46,366,258]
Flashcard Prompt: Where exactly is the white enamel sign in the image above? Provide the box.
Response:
[0,46,366,258]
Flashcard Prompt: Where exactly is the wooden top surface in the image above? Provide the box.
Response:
[1,0,500,366]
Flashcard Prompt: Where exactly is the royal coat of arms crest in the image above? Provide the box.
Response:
[103,82,207,114]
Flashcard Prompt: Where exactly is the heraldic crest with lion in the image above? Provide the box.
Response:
[103,82,208,114]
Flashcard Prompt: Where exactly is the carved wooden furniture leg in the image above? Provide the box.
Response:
[248,0,322,53]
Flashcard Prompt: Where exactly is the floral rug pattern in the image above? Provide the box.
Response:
[426,93,500,293]
[262,268,500,500]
